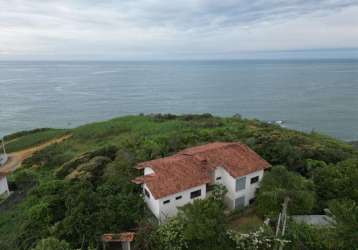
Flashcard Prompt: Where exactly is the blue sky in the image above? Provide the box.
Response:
[0,0,358,60]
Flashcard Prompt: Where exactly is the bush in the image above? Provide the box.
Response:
[12,169,38,190]
[23,143,74,168]
[55,145,117,178]
[313,159,358,208]
[31,237,71,250]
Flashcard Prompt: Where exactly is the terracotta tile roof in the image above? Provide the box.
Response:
[133,142,270,199]
[101,232,135,242]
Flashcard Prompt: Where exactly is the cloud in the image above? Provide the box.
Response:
[0,0,357,59]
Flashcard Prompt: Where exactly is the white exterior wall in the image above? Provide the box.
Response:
[143,183,160,218]
[0,176,9,196]
[142,167,160,218]
[214,168,263,209]
[241,170,264,205]
[144,167,154,175]
[157,184,206,221]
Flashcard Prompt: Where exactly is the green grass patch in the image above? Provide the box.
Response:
[5,129,69,153]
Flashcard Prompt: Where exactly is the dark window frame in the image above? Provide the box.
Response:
[249,197,256,204]
[144,189,150,198]
[190,189,202,199]
[250,176,259,184]
[163,200,170,204]
[175,195,182,200]
[216,176,222,181]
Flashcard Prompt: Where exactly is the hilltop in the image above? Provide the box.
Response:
[0,114,357,250]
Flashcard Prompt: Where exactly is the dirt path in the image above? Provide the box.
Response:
[0,134,71,174]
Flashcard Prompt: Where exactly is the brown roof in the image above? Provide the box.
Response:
[133,142,270,199]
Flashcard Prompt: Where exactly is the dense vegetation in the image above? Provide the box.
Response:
[0,114,357,250]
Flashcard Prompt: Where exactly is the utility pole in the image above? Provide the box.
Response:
[275,197,289,250]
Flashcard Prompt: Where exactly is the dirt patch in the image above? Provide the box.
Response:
[0,134,71,174]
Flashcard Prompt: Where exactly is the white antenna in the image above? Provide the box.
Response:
[1,137,6,155]
[0,137,8,166]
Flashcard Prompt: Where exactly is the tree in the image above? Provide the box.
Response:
[313,159,358,208]
[17,202,53,250]
[157,218,187,250]
[175,190,231,249]
[328,199,358,249]
[256,166,315,217]
[155,186,231,250]
[31,237,71,250]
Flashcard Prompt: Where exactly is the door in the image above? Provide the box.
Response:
[235,196,245,209]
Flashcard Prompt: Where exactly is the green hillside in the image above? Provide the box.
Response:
[1,114,357,250]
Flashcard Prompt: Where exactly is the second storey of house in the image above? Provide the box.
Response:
[213,167,264,208]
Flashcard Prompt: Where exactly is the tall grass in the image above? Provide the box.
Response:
[5,129,69,153]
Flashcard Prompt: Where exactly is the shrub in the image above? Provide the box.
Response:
[12,170,38,190]
[31,237,71,250]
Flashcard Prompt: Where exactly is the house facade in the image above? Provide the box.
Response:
[0,172,9,197]
[133,142,270,222]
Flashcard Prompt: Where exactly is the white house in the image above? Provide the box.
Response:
[133,142,271,222]
[0,172,10,197]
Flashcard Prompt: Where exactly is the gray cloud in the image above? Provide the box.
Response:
[0,0,357,59]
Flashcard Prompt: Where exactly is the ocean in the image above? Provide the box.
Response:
[0,60,357,140]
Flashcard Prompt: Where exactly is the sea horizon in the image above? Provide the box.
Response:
[1,59,357,140]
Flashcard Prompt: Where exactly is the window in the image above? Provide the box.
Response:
[190,189,201,199]
[216,176,222,181]
[144,189,150,198]
[163,200,170,204]
[250,176,259,184]
[206,184,215,192]
[235,196,245,209]
[249,198,256,204]
[176,195,182,200]
[236,177,246,191]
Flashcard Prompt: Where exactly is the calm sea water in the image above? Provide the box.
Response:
[0,60,357,140]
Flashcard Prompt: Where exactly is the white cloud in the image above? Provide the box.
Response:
[0,0,357,59]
